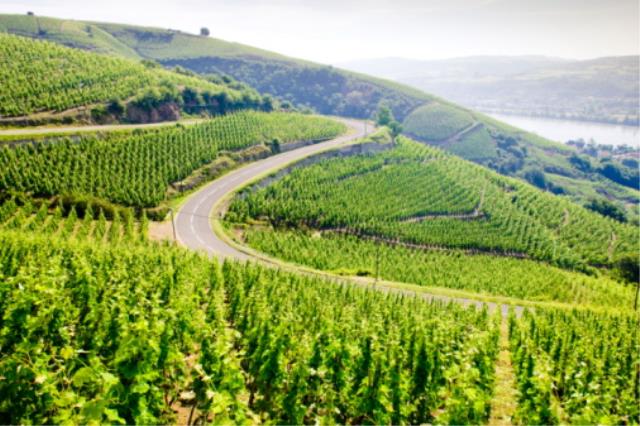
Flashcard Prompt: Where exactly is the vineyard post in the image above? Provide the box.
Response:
[169,208,177,243]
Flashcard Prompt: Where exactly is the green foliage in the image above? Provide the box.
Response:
[597,159,640,190]
[0,33,244,117]
[585,198,628,223]
[403,102,474,141]
[0,112,346,208]
[243,228,634,307]
[0,224,500,424]
[0,197,147,244]
[509,308,639,424]
[376,105,402,138]
[229,137,638,269]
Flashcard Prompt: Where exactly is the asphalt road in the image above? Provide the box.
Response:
[174,118,524,316]
[175,117,367,260]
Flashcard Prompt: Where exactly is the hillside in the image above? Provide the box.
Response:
[0,33,276,126]
[0,13,638,423]
[341,55,640,125]
[403,102,640,219]
[227,136,638,273]
[0,13,432,121]
[0,111,345,212]
[0,13,637,219]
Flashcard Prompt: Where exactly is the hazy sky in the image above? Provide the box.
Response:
[2,0,638,63]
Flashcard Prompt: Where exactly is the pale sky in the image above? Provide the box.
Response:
[1,0,638,63]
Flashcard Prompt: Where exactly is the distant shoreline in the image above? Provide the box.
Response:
[486,112,640,147]
[478,109,639,128]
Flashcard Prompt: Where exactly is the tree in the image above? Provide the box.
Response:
[200,27,210,36]
[524,168,548,190]
[585,198,627,223]
[389,121,403,139]
[106,99,125,117]
[376,105,393,127]
[376,105,402,141]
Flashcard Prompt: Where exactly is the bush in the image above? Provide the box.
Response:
[614,254,639,284]
[585,198,627,223]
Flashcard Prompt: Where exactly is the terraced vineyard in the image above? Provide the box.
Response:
[228,136,637,270]
[402,102,474,141]
[0,11,638,425]
[0,112,346,207]
[243,228,634,307]
[0,33,246,117]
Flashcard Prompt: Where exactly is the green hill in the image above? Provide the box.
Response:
[403,101,639,218]
[226,135,638,303]
[0,13,432,121]
[0,13,637,218]
[0,111,345,211]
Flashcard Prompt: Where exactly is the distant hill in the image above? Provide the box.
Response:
[0,13,637,219]
[341,55,640,125]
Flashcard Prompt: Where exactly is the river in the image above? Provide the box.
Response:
[487,113,640,147]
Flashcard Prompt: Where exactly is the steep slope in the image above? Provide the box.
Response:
[0,13,432,121]
[403,102,640,218]
[1,13,636,217]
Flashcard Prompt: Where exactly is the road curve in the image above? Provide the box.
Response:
[175,117,367,259]
[174,119,528,316]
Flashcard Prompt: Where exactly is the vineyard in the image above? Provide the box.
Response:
[0,11,638,423]
[0,196,148,244]
[509,309,638,424]
[243,228,634,307]
[0,112,346,207]
[0,225,501,424]
[402,102,475,141]
[0,33,244,117]
[227,136,638,270]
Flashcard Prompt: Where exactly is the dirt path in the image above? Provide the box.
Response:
[444,121,482,144]
[608,231,617,261]
[323,227,529,259]
[401,187,486,222]
[488,315,518,425]
[0,118,204,136]
[562,208,570,228]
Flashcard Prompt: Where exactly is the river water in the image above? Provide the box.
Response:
[487,113,640,147]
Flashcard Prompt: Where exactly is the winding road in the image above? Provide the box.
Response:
[174,118,525,316]
[175,118,367,259]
